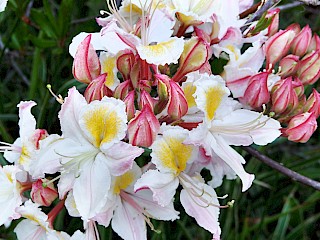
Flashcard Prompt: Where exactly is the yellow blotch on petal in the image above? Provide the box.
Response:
[19,145,30,166]
[183,83,197,108]
[83,106,120,147]
[205,86,225,121]
[226,45,240,61]
[101,56,117,88]
[113,171,134,195]
[156,137,193,175]
[123,4,142,15]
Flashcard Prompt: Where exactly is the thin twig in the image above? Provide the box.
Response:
[242,146,320,191]
[278,1,304,10]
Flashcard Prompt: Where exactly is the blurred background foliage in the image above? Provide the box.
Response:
[0,0,320,239]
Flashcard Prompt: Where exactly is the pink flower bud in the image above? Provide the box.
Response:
[172,37,210,82]
[31,179,58,207]
[283,112,317,143]
[167,80,188,120]
[116,50,135,80]
[123,91,136,121]
[286,23,301,35]
[114,80,133,100]
[308,34,320,52]
[279,55,300,77]
[139,90,156,111]
[31,129,48,149]
[154,75,169,114]
[128,105,160,147]
[265,29,295,67]
[304,89,320,118]
[240,72,270,109]
[297,50,320,85]
[271,77,298,115]
[292,77,305,98]
[291,25,312,57]
[84,74,113,103]
[72,34,101,84]
[267,8,280,37]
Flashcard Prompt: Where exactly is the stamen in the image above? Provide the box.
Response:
[47,84,64,104]
[42,175,61,187]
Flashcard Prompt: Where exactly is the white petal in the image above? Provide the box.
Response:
[14,219,47,240]
[69,32,105,58]
[112,199,147,240]
[0,0,8,12]
[73,153,111,220]
[134,170,179,207]
[58,87,88,145]
[102,142,144,176]
[212,136,254,192]
[17,101,37,139]
[180,184,221,236]
[136,37,184,65]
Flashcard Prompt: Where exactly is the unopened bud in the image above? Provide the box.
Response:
[139,89,156,111]
[31,179,58,207]
[167,80,188,120]
[279,55,299,78]
[282,112,317,143]
[72,34,101,84]
[297,50,320,85]
[128,105,160,147]
[308,34,320,53]
[304,89,320,118]
[84,73,113,103]
[123,91,136,121]
[114,80,133,100]
[116,50,135,81]
[291,25,312,57]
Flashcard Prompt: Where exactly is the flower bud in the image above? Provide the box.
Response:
[308,34,320,52]
[291,25,312,57]
[279,55,299,77]
[116,50,135,80]
[167,80,188,120]
[72,34,101,84]
[32,129,48,149]
[123,91,136,121]
[114,80,132,100]
[172,37,210,82]
[267,8,280,37]
[240,72,270,109]
[283,112,317,143]
[297,50,320,85]
[154,74,169,114]
[128,105,160,147]
[304,89,320,118]
[84,74,113,103]
[139,89,156,111]
[265,29,295,67]
[292,77,305,98]
[286,23,301,35]
[31,179,58,207]
[271,77,298,115]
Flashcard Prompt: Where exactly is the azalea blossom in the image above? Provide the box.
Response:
[34,87,144,222]
[0,0,8,12]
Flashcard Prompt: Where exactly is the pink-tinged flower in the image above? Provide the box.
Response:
[0,165,25,226]
[271,77,299,115]
[239,0,254,13]
[128,105,160,147]
[123,90,136,121]
[0,101,48,172]
[31,179,58,207]
[297,50,320,85]
[95,162,179,240]
[267,8,280,37]
[265,29,295,67]
[240,72,270,109]
[185,74,281,191]
[84,73,113,103]
[308,34,320,52]
[36,87,144,221]
[283,112,317,143]
[291,25,312,57]
[279,55,300,77]
[116,50,135,81]
[304,89,320,118]
[172,37,210,82]
[72,34,101,84]
[134,125,222,237]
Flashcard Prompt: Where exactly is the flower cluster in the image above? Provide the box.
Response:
[1,0,320,239]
